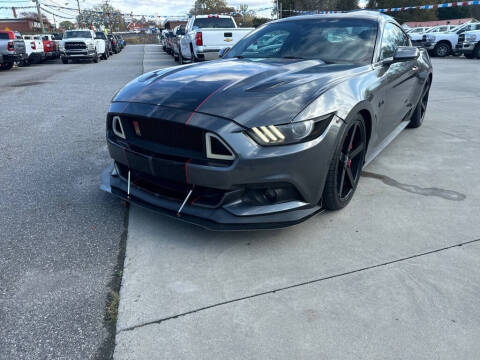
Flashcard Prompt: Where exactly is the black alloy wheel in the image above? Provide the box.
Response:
[408,79,430,128]
[323,116,367,210]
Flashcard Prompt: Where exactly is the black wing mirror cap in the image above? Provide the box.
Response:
[393,46,420,61]
[219,47,231,58]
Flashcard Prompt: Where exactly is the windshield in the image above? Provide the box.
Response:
[193,17,235,29]
[225,18,378,65]
[64,31,91,39]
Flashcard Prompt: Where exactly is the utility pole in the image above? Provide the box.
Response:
[33,0,45,33]
[76,0,81,28]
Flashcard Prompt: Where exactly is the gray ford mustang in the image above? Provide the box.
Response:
[101,11,433,229]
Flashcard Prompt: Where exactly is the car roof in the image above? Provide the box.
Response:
[274,10,395,24]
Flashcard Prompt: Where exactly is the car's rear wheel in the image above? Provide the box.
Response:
[408,79,430,128]
[433,42,451,57]
[323,115,367,210]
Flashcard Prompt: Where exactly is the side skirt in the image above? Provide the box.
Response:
[364,120,409,167]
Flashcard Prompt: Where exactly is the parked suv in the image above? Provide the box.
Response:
[107,34,120,54]
[0,30,27,70]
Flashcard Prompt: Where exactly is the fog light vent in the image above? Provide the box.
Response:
[205,133,235,160]
[112,116,126,139]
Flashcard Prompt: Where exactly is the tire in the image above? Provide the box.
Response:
[474,44,480,59]
[0,62,13,70]
[433,42,451,57]
[408,79,431,129]
[102,51,108,60]
[464,53,475,59]
[179,49,184,65]
[61,57,68,64]
[323,115,367,210]
[93,52,99,63]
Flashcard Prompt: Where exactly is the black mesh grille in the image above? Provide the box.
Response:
[124,115,205,153]
[65,42,86,50]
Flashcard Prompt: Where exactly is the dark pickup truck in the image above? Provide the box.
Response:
[0,30,27,70]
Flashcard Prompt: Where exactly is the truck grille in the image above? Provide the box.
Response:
[65,42,86,50]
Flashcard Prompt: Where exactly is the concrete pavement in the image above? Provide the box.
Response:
[113,54,480,359]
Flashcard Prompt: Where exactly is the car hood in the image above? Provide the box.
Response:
[63,38,91,42]
[114,58,365,127]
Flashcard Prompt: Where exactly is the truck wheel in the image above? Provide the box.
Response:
[464,53,475,59]
[61,57,69,64]
[93,52,99,63]
[433,42,451,57]
[1,62,14,70]
[474,44,480,59]
[102,51,108,60]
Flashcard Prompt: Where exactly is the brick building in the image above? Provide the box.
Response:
[0,17,53,33]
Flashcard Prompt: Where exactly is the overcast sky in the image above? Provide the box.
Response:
[0,0,367,25]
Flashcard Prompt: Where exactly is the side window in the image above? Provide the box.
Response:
[380,23,409,60]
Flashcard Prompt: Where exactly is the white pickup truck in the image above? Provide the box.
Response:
[422,22,480,57]
[179,15,253,63]
[409,25,457,46]
[60,29,106,64]
[456,29,480,58]
[22,35,45,64]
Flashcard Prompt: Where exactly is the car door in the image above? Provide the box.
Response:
[377,22,418,140]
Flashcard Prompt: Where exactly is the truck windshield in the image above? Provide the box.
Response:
[225,18,378,65]
[193,17,235,28]
[64,31,91,39]
[0,33,9,39]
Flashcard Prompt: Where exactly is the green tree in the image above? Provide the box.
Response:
[276,0,358,18]
[189,0,235,15]
[366,0,437,23]
[77,1,126,31]
[59,20,75,30]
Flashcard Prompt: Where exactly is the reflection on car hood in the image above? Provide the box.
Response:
[114,58,364,126]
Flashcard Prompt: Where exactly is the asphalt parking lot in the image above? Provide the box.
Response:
[1,45,480,359]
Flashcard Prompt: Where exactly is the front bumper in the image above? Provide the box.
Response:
[456,41,476,55]
[61,49,95,59]
[101,102,342,229]
[422,41,436,50]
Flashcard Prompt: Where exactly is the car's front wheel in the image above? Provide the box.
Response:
[323,115,367,210]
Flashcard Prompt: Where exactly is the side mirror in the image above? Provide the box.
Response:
[382,46,419,65]
[219,47,231,58]
[393,46,419,61]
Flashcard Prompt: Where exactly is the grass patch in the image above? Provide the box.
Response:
[106,290,120,324]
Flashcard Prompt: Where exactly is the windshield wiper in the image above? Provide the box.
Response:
[233,55,244,59]
[281,56,305,60]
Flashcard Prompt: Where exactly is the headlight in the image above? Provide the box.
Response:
[426,34,436,42]
[466,34,477,42]
[246,114,334,146]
